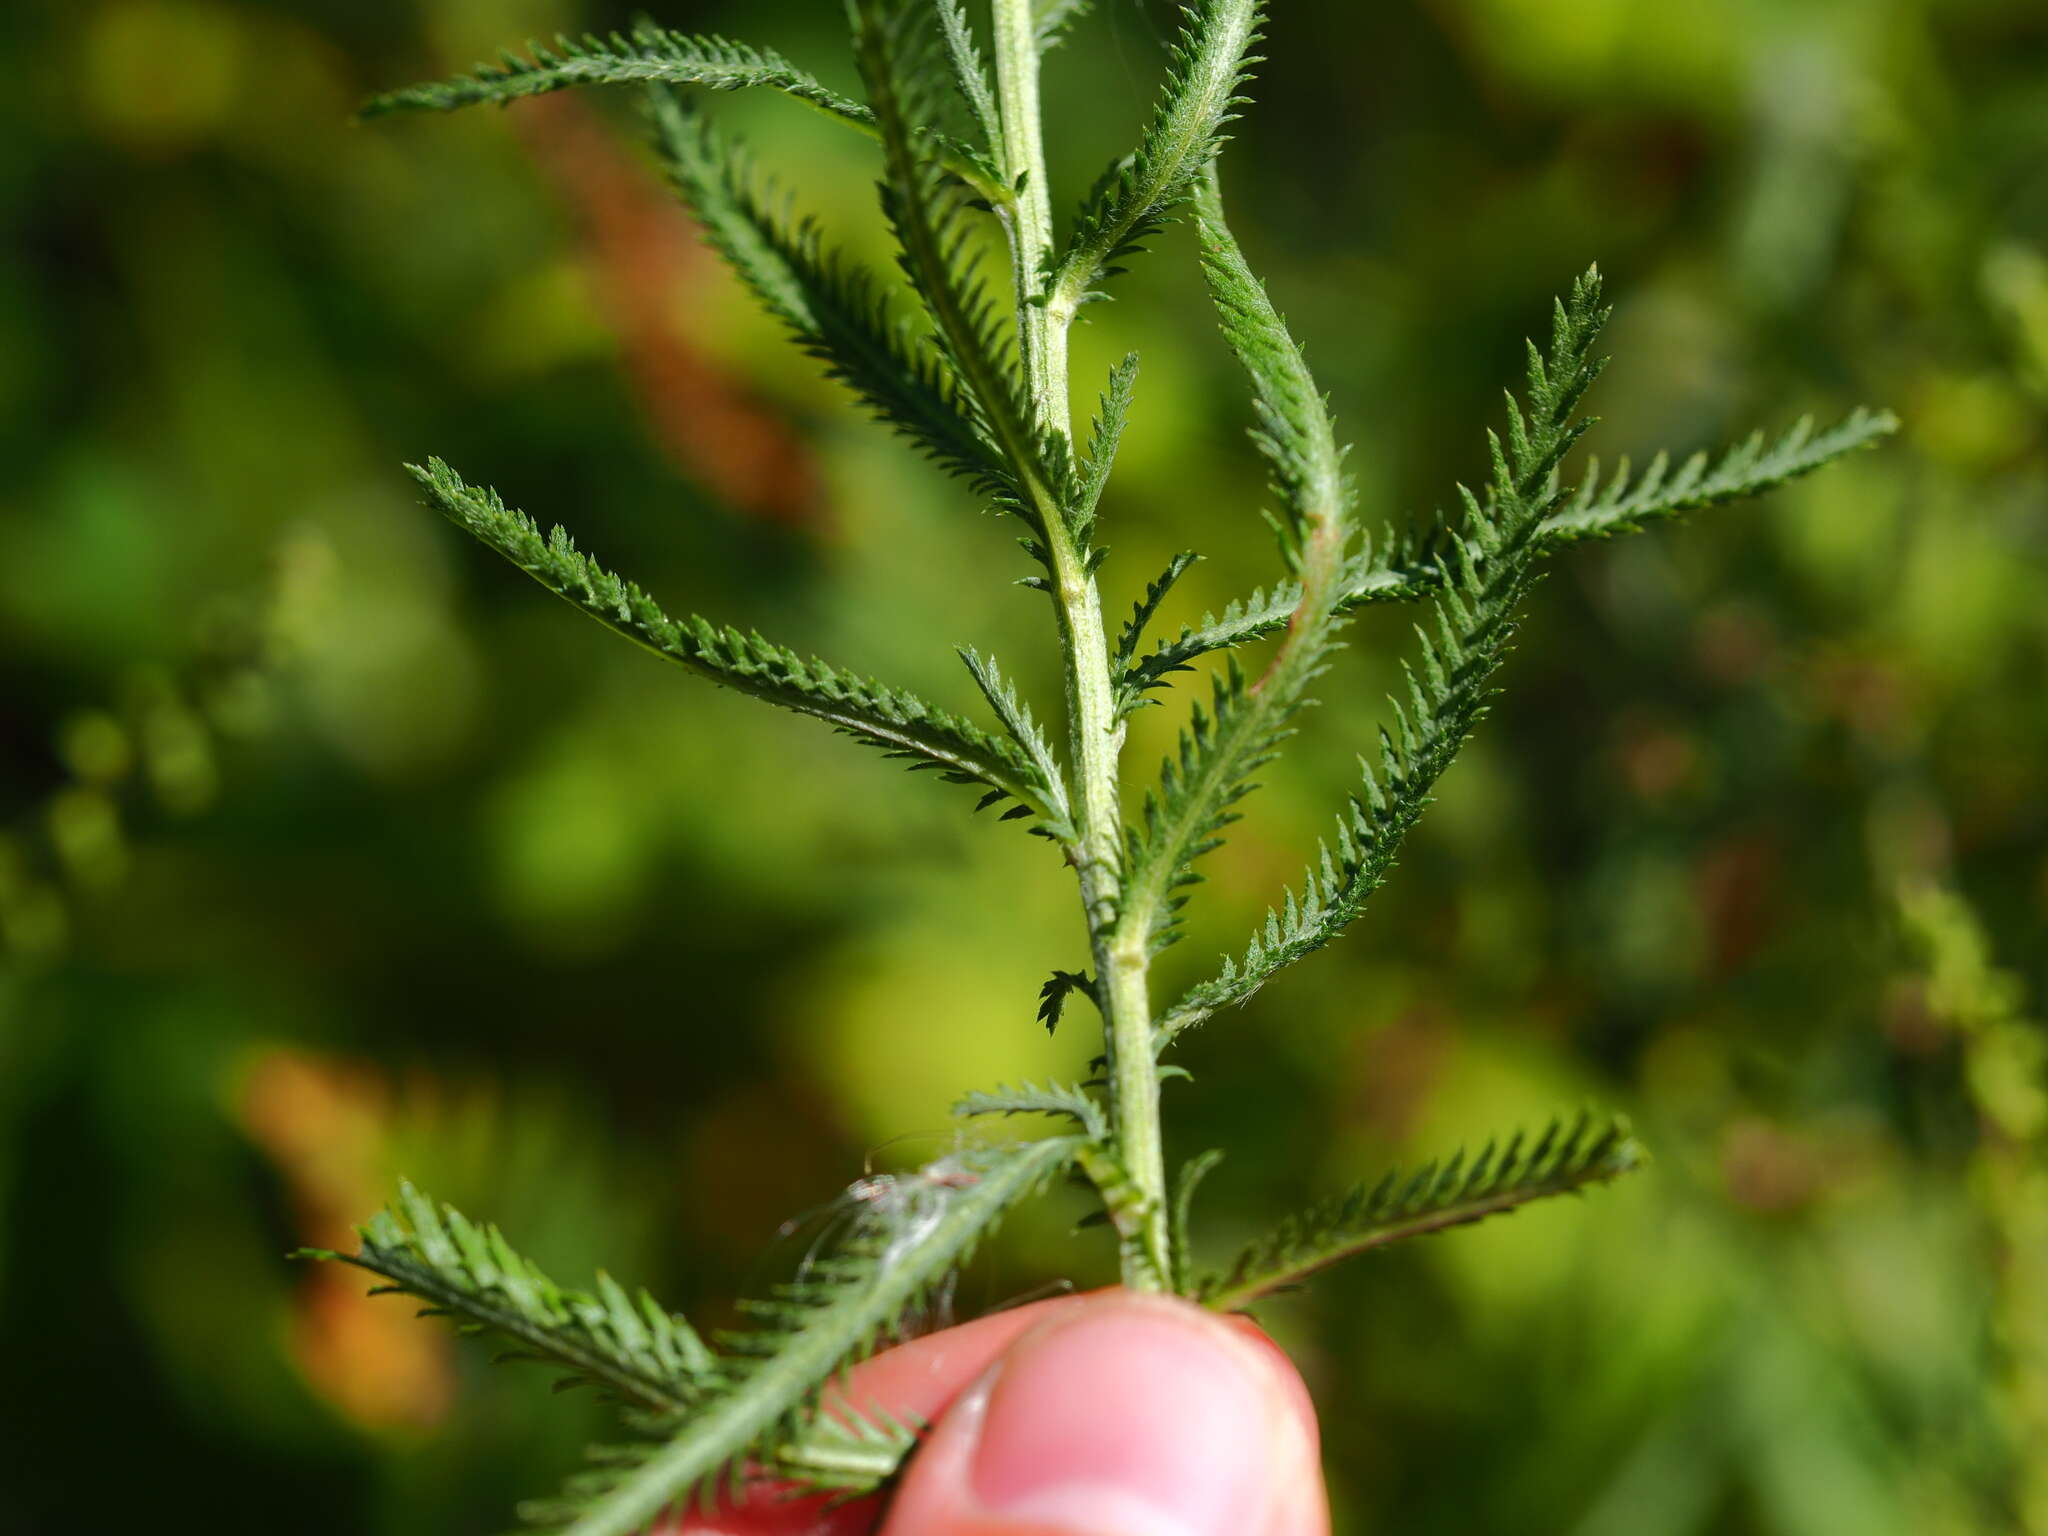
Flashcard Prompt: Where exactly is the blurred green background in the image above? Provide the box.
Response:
[2,0,2045,1531]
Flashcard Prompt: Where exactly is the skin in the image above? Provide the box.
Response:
[670,1290,1329,1536]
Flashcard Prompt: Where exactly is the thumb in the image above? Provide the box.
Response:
[877,1292,1327,1536]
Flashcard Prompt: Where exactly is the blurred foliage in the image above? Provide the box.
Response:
[2,0,2044,1531]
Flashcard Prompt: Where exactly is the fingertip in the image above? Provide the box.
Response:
[880,1292,1327,1536]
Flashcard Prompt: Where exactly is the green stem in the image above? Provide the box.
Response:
[990,0,1167,1288]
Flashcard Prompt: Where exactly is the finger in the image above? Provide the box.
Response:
[663,1294,1102,1535]
[878,1291,1327,1536]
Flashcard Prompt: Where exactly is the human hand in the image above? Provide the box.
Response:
[670,1288,1327,1536]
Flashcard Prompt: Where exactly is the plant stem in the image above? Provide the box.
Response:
[990,0,1168,1288]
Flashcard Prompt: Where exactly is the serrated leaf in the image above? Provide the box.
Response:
[364,26,873,129]
[954,1078,1107,1140]
[1110,172,1351,953]
[1034,0,1096,51]
[307,1182,713,1413]
[1543,406,1898,545]
[1121,406,1894,698]
[647,88,1015,506]
[851,0,1076,544]
[1050,0,1264,309]
[1157,269,1611,1041]
[522,1137,1081,1536]
[414,459,1071,841]
[1201,1114,1644,1311]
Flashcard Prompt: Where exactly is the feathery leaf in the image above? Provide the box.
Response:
[308,1181,714,1412]
[1034,0,1096,51]
[1111,550,1201,690]
[647,88,1015,503]
[364,26,872,129]
[1112,172,1351,953]
[957,648,1069,813]
[851,0,1076,541]
[1127,407,1895,694]
[415,459,1071,840]
[1169,1149,1225,1295]
[954,1079,1108,1140]
[1116,534,1440,711]
[1029,968,1098,1034]
[1159,268,1610,1040]
[308,1185,917,1500]
[768,1403,922,1499]
[1050,0,1263,309]
[1075,352,1141,543]
[1543,406,1899,545]
[523,1137,1081,1536]
[1202,1114,1644,1311]
[933,0,1005,173]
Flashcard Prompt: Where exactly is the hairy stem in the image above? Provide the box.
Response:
[991,0,1065,421]
[993,0,1167,1288]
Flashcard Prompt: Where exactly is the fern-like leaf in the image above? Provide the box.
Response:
[769,1403,923,1498]
[957,648,1068,818]
[1030,967,1097,1033]
[1201,1114,1644,1311]
[1112,172,1352,953]
[1117,530,1440,711]
[308,1184,917,1499]
[647,88,1015,505]
[1050,0,1263,310]
[934,0,1005,175]
[1169,1149,1225,1295]
[364,26,874,129]
[1111,550,1201,691]
[1035,0,1096,51]
[954,1079,1108,1140]
[1075,352,1140,544]
[1159,269,1610,1040]
[852,0,1075,544]
[416,460,1071,840]
[1543,406,1899,545]
[522,1137,1081,1536]
[1125,406,1893,694]
[307,1181,714,1411]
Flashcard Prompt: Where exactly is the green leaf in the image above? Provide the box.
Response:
[850,0,1075,542]
[1126,407,1895,694]
[646,88,1012,505]
[1193,169,1350,569]
[364,26,873,129]
[954,1079,1108,1140]
[414,459,1071,840]
[1543,406,1899,546]
[1169,1149,1225,1295]
[308,1185,912,1500]
[1115,535,1441,711]
[523,1137,1082,1536]
[1050,0,1263,309]
[1111,549,1201,694]
[1076,352,1141,544]
[768,1403,922,1499]
[957,647,1068,811]
[307,1181,714,1414]
[934,0,1005,174]
[1034,0,1096,51]
[1201,1114,1644,1311]
[1159,268,1610,1041]
[1111,170,1351,954]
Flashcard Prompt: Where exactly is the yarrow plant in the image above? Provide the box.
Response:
[316,3,1896,1530]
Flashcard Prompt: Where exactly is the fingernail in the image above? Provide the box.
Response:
[967,1297,1286,1536]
